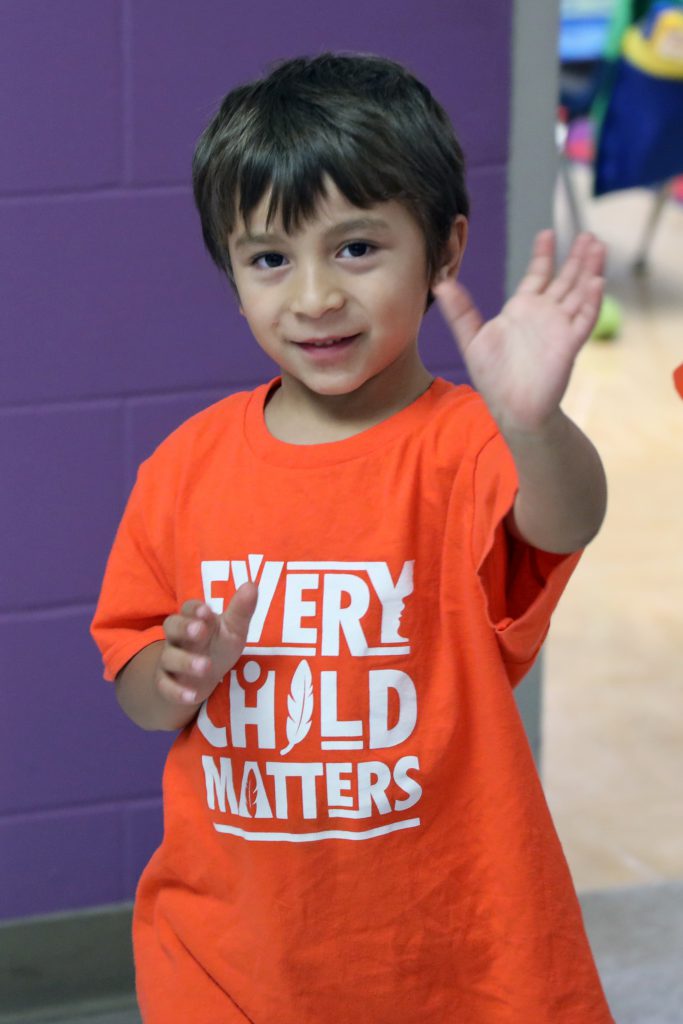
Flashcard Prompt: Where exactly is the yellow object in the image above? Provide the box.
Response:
[622,12,683,79]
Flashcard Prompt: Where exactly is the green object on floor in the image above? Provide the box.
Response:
[591,294,622,339]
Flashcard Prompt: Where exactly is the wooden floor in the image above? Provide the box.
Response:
[544,168,683,891]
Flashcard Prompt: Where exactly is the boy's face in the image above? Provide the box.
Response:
[227,181,442,407]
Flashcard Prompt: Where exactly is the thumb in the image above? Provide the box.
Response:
[433,279,484,356]
[219,581,259,651]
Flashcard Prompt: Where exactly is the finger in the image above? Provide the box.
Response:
[156,668,202,706]
[515,230,555,295]
[584,238,607,279]
[163,609,215,648]
[546,256,582,304]
[559,265,601,320]
[159,643,211,684]
[181,599,216,627]
[221,581,258,639]
[547,234,602,303]
[545,234,592,302]
[433,279,484,354]
[569,277,604,345]
[216,582,259,670]
[560,285,585,321]
[565,231,596,264]
[180,599,205,617]
[568,240,606,301]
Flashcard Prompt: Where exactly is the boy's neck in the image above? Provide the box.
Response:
[264,360,434,445]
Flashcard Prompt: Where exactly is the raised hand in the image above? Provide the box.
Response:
[156,582,258,707]
[433,231,606,434]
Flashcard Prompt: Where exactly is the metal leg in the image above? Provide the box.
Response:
[556,118,586,239]
[633,182,670,276]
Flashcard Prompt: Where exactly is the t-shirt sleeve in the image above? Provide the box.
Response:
[470,431,581,685]
[90,462,177,682]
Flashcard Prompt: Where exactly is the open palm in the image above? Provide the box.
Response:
[434,231,606,433]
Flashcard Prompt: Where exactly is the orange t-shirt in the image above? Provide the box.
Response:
[91,378,614,1024]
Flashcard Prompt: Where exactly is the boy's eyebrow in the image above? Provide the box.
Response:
[326,216,392,236]
[233,230,286,251]
[233,217,392,250]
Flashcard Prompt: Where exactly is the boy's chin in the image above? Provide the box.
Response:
[294,375,368,399]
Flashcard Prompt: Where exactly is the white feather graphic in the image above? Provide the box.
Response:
[238,764,272,818]
[280,660,313,755]
[246,773,258,818]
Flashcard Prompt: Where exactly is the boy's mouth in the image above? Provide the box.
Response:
[295,334,360,349]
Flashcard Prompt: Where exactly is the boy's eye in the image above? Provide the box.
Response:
[252,252,286,269]
[339,241,375,259]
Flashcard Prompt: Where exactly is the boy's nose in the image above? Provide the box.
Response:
[289,264,345,318]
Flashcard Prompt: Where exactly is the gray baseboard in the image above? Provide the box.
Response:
[0,903,135,1019]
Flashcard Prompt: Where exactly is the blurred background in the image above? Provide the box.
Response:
[548,0,683,896]
[0,1,681,1021]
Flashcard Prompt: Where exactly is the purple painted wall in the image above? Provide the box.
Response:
[0,0,511,920]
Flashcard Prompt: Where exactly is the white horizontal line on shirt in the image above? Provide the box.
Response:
[321,740,364,750]
[241,646,410,657]
[212,818,421,842]
[242,646,316,656]
[287,561,385,570]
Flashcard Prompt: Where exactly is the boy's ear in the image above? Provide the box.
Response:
[433,215,468,287]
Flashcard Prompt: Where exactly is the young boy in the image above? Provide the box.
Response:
[92,54,614,1023]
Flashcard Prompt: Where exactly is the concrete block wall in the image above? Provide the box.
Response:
[0,0,512,921]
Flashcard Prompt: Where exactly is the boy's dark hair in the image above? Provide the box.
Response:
[192,52,469,295]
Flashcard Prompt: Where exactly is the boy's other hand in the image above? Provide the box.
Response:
[156,582,258,708]
[433,230,605,435]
